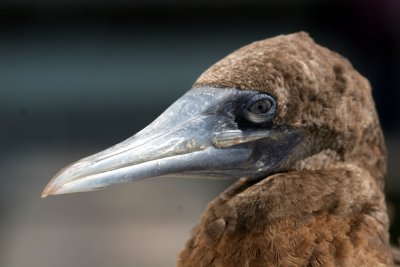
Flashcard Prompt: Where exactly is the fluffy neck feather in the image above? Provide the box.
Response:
[178,167,392,266]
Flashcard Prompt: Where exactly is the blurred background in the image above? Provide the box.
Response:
[1,0,399,266]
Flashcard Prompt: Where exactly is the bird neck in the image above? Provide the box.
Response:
[178,167,392,266]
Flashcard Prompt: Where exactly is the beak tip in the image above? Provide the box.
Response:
[41,181,57,198]
[41,186,52,198]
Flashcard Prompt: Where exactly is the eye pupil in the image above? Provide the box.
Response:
[248,100,271,114]
[242,94,276,124]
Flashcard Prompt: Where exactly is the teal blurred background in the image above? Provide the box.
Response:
[1,1,399,266]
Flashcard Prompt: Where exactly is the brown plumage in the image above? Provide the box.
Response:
[178,32,393,266]
[43,32,398,266]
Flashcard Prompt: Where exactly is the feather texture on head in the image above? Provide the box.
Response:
[194,32,386,188]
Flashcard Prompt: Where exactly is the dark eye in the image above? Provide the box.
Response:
[248,100,271,114]
[243,94,276,124]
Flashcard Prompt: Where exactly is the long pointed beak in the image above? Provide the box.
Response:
[42,87,303,197]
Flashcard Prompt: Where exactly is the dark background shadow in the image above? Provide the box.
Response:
[1,0,399,266]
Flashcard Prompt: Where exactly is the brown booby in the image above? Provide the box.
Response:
[42,32,396,266]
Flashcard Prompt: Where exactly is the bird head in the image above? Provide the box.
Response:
[42,32,386,197]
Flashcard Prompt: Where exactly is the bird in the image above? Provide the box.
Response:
[42,32,398,266]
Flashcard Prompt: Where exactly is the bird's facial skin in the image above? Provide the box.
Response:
[42,87,304,197]
[40,33,393,267]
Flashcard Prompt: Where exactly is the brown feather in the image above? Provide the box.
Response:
[178,170,391,266]
[177,32,393,266]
